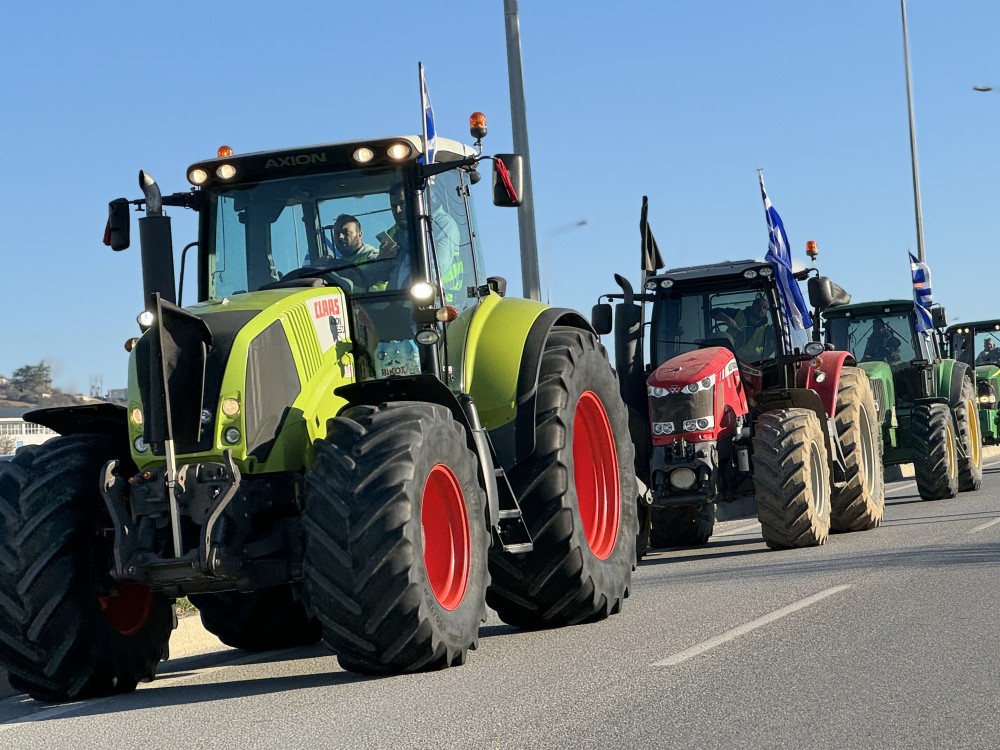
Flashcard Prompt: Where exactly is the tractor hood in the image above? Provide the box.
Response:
[646,347,747,445]
[128,287,355,473]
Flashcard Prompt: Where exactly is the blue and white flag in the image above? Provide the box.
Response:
[760,173,812,348]
[909,252,933,337]
[419,62,436,166]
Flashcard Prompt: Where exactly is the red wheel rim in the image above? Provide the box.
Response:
[573,390,620,560]
[421,464,471,610]
[99,583,154,636]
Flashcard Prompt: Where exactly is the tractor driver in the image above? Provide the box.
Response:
[712,295,774,361]
[863,317,902,363]
[977,338,1000,365]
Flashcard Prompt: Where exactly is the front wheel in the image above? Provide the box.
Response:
[188,585,321,651]
[955,378,983,492]
[753,409,831,550]
[302,402,490,674]
[830,367,885,532]
[0,435,173,702]
[486,327,638,628]
[912,403,959,501]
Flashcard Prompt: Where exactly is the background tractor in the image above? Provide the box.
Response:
[944,319,1000,445]
[594,251,884,553]
[821,300,982,500]
[0,119,638,701]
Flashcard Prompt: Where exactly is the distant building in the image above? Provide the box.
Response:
[0,408,57,455]
[106,388,128,404]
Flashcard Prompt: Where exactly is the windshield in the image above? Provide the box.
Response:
[826,312,916,367]
[951,325,1000,366]
[651,284,781,367]
[203,168,414,300]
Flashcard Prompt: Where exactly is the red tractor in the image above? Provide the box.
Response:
[594,253,885,552]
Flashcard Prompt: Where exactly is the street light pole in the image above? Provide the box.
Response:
[900,0,926,263]
[503,0,541,301]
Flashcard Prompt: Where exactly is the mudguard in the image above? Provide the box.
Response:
[795,350,853,418]
[936,359,970,407]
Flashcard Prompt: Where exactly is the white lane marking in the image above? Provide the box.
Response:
[652,584,852,667]
[970,517,1000,533]
[0,647,298,731]
[713,523,761,538]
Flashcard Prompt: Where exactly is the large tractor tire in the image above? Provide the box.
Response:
[635,498,652,561]
[830,367,885,532]
[753,408,831,550]
[912,402,959,501]
[486,327,638,628]
[648,503,715,548]
[0,435,173,702]
[188,585,321,651]
[302,402,490,674]
[955,378,983,492]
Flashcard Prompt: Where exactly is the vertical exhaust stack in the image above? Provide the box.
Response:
[138,171,177,305]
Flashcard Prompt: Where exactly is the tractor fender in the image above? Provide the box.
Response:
[937,359,972,407]
[25,403,129,445]
[795,350,853,418]
[334,374,502,527]
[463,297,593,469]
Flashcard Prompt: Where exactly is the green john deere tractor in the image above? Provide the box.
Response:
[0,123,637,701]
[821,299,982,500]
[944,319,1000,444]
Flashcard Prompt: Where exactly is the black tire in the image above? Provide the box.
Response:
[302,402,490,674]
[648,504,715,548]
[955,378,983,492]
[188,585,321,651]
[912,403,959,501]
[486,327,638,628]
[635,499,652,561]
[753,408,831,550]
[830,367,885,532]
[0,435,173,702]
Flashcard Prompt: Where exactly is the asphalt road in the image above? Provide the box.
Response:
[2,466,997,750]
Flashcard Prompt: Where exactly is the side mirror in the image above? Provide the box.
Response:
[932,306,948,329]
[492,154,524,208]
[807,276,851,310]
[104,198,131,251]
[591,303,613,335]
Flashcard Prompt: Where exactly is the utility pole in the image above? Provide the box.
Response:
[900,0,926,262]
[503,0,541,300]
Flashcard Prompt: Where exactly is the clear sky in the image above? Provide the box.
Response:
[1,1,997,391]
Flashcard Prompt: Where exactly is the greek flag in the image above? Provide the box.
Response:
[760,173,812,342]
[910,252,933,337]
[419,62,436,165]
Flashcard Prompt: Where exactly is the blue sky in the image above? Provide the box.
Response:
[1,1,997,391]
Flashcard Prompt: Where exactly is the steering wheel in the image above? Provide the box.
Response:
[270,263,363,292]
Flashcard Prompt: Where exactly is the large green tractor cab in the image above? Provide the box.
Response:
[0,122,638,701]
[944,319,1000,444]
[821,300,982,500]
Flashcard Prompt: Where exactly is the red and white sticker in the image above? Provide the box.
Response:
[309,293,348,353]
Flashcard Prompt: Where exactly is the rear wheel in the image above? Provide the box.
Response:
[912,403,959,501]
[302,402,489,674]
[649,504,715,548]
[753,409,831,549]
[188,585,321,651]
[955,379,983,492]
[830,367,885,532]
[486,328,638,628]
[0,435,173,702]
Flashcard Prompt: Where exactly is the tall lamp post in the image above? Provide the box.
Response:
[503,0,541,301]
[900,0,926,263]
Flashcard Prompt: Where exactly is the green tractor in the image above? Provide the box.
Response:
[0,121,638,701]
[944,319,1000,444]
[821,300,982,500]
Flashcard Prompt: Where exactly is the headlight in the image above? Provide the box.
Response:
[681,375,716,394]
[978,395,995,404]
[648,385,669,398]
[759,266,774,277]
[651,422,675,435]
[743,269,758,279]
[223,427,242,445]
[133,436,149,453]
[803,341,825,357]
[682,416,715,432]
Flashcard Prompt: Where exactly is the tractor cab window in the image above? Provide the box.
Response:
[652,286,778,367]
[204,169,415,300]
[425,169,477,314]
[965,328,1000,366]
[827,312,916,368]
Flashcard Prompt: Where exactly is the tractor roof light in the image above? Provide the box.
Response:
[188,168,208,186]
[216,164,237,180]
[217,145,234,157]
[660,279,674,288]
[470,112,488,139]
[353,147,375,164]
[806,240,819,259]
[758,266,773,277]
[137,310,155,328]
[743,269,759,279]
[387,142,412,160]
